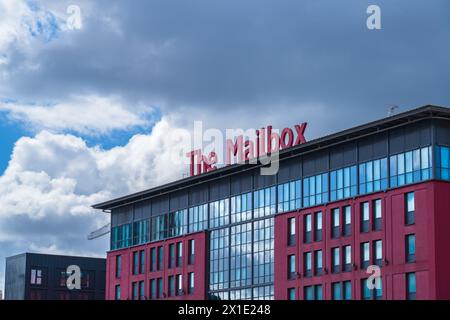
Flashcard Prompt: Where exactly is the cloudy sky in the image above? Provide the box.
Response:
[0,0,449,294]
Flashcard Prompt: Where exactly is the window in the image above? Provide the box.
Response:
[169,276,175,297]
[406,192,415,225]
[210,199,230,228]
[332,208,340,238]
[157,278,163,299]
[133,251,139,275]
[315,250,323,276]
[315,285,323,300]
[373,199,382,231]
[407,273,416,300]
[361,278,382,300]
[209,227,230,291]
[332,247,340,273]
[115,285,121,300]
[314,211,323,241]
[133,219,149,245]
[288,255,296,279]
[168,209,188,238]
[288,288,296,300]
[188,239,195,265]
[169,244,175,269]
[177,242,183,267]
[361,242,370,269]
[343,245,352,272]
[390,147,432,187]
[304,252,312,277]
[359,158,388,194]
[332,282,342,300]
[304,214,312,243]
[343,206,351,236]
[140,250,145,274]
[30,268,44,285]
[158,246,164,270]
[150,279,156,299]
[111,222,132,250]
[374,240,382,266]
[115,255,121,278]
[188,203,208,233]
[436,145,450,180]
[288,217,296,246]
[231,192,252,223]
[132,282,139,300]
[139,281,145,300]
[330,165,357,201]
[151,215,167,241]
[188,273,195,294]
[253,186,276,219]
[304,286,314,300]
[303,173,329,207]
[150,248,157,272]
[361,202,370,233]
[176,274,183,295]
[278,180,301,213]
[406,234,416,263]
[344,281,352,300]
[230,223,252,288]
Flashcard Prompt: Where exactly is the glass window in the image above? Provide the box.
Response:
[361,242,370,268]
[373,199,382,231]
[188,204,208,233]
[133,219,149,245]
[278,180,301,213]
[115,255,121,278]
[209,199,230,228]
[343,206,351,236]
[132,282,139,300]
[169,244,175,268]
[344,281,352,300]
[231,192,253,223]
[437,146,450,180]
[150,248,157,272]
[304,214,312,243]
[407,273,416,300]
[315,285,323,300]
[343,245,352,272]
[254,186,276,219]
[361,202,370,233]
[157,278,163,298]
[230,223,253,288]
[176,274,183,295]
[315,250,323,275]
[288,217,296,246]
[374,240,382,266]
[288,288,296,300]
[139,281,145,300]
[406,234,416,263]
[406,192,415,225]
[115,284,121,300]
[177,242,183,267]
[304,286,314,300]
[30,268,44,285]
[332,247,340,273]
[157,246,163,270]
[188,239,195,265]
[188,272,195,294]
[150,279,156,299]
[133,251,139,275]
[288,255,296,279]
[391,147,432,187]
[359,158,388,195]
[332,282,342,300]
[332,208,340,238]
[169,276,175,297]
[151,215,167,241]
[330,166,357,201]
[140,250,145,274]
[303,173,328,207]
[253,218,274,286]
[304,252,312,277]
[315,211,323,241]
[209,227,230,291]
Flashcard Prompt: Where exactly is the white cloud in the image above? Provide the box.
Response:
[0,117,190,293]
[0,95,154,135]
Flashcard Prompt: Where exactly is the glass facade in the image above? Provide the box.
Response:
[277,180,301,213]
[303,173,329,207]
[436,145,450,180]
[390,146,432,187]
[231,192,252,224]
[359,158,388,195]
[330,165,357,201]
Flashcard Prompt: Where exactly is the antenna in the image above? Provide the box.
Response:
[387,105,399,117]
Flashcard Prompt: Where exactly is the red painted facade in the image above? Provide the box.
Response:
[274,180,450,300]
[106,231,207,300]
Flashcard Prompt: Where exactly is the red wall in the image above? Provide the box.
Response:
[274,181,450,300]
[105,231,207,300]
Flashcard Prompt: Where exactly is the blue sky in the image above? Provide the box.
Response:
[0,0,449,294]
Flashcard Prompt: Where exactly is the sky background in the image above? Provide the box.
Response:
[0,0,449,295]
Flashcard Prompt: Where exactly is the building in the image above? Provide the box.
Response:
[93,105,450,300]
[4,253,106,300]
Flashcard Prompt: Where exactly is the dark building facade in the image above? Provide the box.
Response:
[4,253,106,300]
[93,105,450,300]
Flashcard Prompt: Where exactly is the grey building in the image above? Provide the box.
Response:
[4,253,106,300]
